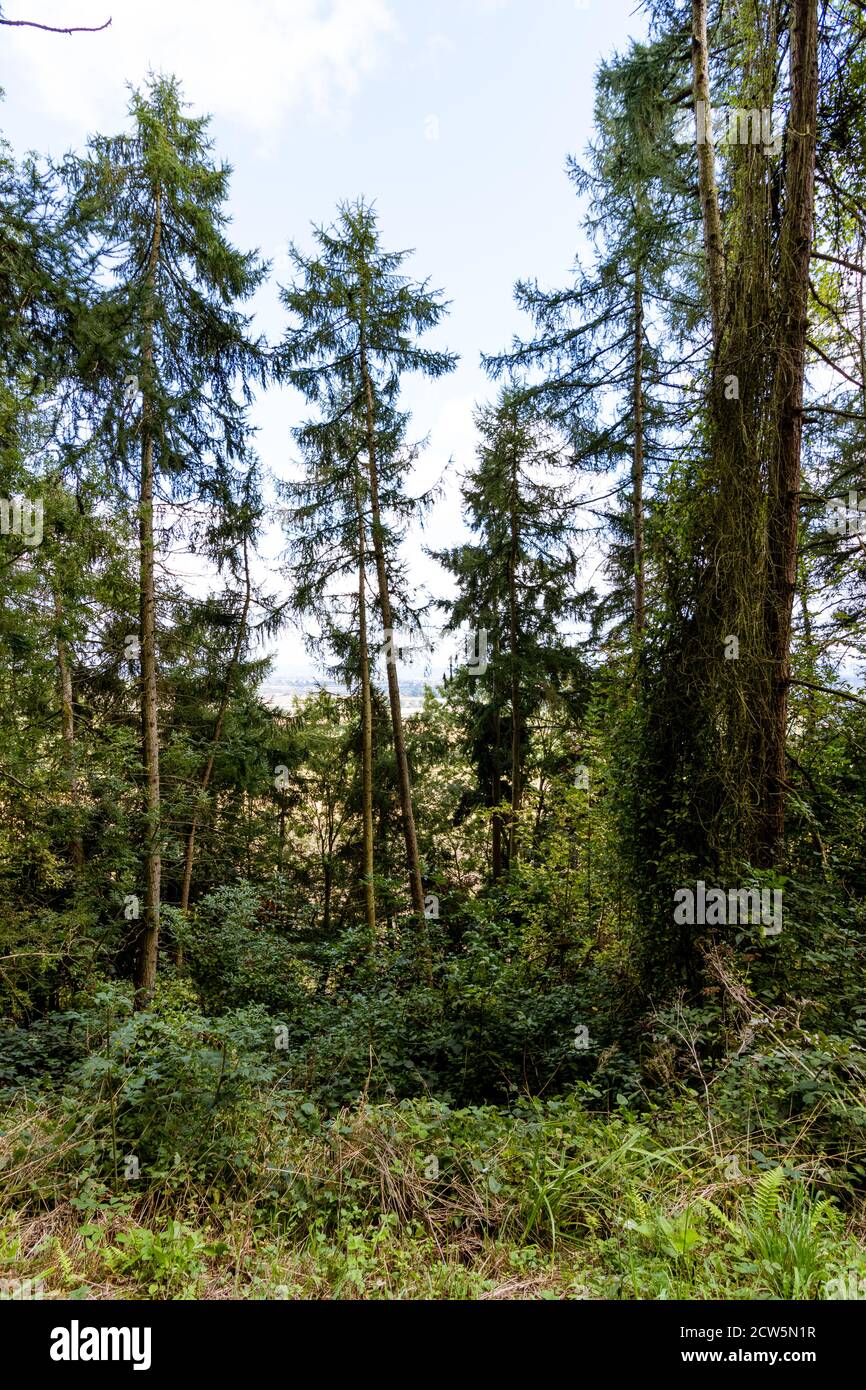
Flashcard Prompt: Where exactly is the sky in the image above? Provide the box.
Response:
[0,0,647,689]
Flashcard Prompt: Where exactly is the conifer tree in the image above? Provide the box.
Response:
[279,200,456,966]
[439,388,582,870]
[280,390,381,937]
[69,75,268,1001]
[485,40,693,655]
[177,463,267,917]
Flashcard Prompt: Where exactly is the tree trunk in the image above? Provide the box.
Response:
[358,327,430,976]
[179,531,252,919]
[52,587,84,871]
[491,788,503,878]
[491,708,503,879]
[277,796,286,872]
[353,461,377,938]
[134,186,163,1007]
[798,557,818,742]
[507,453,521,865]
[631,268,645,643]
[691,0,726,349]
[323,859,332,937]
[760,0,819,861]
[490,621,504,879]
[858,232,866,418]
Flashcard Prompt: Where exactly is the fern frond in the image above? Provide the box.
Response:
[697,1195,741,1237]
[751,1166,785,1226]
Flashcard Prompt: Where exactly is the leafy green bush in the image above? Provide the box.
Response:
[170,884,308,1015]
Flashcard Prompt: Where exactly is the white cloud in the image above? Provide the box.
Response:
[2,0,396,138]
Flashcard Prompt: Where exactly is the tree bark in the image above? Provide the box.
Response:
[691,0,726,349]
[52,587,84,871]
[760,0,819,861]
[491,626,504,879]
[631,268,645,643]
[134,186,163,1007]
[358,325,431,976]
[507,450,521,865]
[277,795,286,872]
[353,461,377,938]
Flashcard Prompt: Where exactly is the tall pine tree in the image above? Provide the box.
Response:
[279,200,456,970]
[69,75,268,1000]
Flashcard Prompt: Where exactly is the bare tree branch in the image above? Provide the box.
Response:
[0,14,110,34]
[807,337,862,388]
[789,679,866,709]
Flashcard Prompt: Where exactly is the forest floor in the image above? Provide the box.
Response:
[3,1089,866,1300]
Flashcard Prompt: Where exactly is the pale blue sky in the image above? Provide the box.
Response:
[1,0,646,685]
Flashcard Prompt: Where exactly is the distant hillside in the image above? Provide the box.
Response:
[260,676,439,715]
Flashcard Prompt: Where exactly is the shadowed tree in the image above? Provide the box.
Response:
[438,388,583,872]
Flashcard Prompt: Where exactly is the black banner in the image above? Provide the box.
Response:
[5,1297,860,1376]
